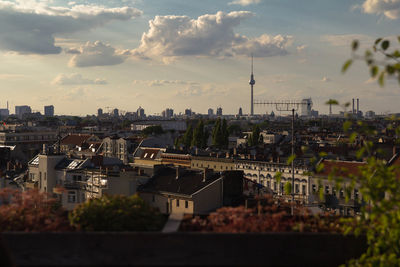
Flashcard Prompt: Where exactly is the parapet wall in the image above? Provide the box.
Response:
[1,232,366,266]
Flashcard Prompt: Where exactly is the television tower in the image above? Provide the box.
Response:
[249,55,255,116]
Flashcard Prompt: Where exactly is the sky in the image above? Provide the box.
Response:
[0,0,399,116]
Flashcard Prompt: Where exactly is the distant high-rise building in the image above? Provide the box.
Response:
[44,105,54,117]
[113,108,119,117]
[163,108,173,118]
[238,107,243,116]
[216,107,223,116]
[137,106,145,118]
[0,109,9,119]
[185,109,192,117]
[15,105,32,118]
[0,102,9,119]
[98,108,103,117]
[208,108,214,116]
[301,98,312,117]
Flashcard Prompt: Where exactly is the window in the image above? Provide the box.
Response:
[176,199,180,207]
[332,187,337,196]
[185,200,188,208]
[340,188,344,198]
[302,185,306,195]
[267,181,270,188]
[295,184,299,193]
[325,186,329,194]
[312,184,316,193]
[273,182,277,191]
[354,189,359,200]
[68,191,76,203]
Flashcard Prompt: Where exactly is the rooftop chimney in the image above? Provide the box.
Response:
[203,168,211,182]
[357,98,359,115]
[42,144,48,155]
[352,99,355,114]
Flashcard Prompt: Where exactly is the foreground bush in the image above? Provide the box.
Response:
[69,194,166,231]
[0,188,71,232]
[180,195,342,233]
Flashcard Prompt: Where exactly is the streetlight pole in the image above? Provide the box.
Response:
[253,100,301,215]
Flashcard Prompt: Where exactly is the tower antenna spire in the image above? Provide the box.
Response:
[249,54,255,116]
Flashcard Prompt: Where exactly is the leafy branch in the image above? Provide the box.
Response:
[342,36,400,87]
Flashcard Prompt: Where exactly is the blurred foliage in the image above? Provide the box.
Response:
[69,194,166,231]
[142,125,164,137]
[180,195,343,233]
[0,189,71,232]
[343,36,400,87]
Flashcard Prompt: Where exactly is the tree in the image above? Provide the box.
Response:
[222,119,229,148]
[183,124,193,149]
[336,38,400,265]
[192,120,204,148]
[142,125,164,136]
[248,125,261,147]
[211,118,229,149]
[69,194,165,231]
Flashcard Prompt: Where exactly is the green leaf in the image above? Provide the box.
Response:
[325,99,339,105]
[275,172,282,183]
[370,66,379,78]
[349,132,358,143]
[342,59,353,73]
[316,163,324,173]
[351,40,359,51]
[343,121,352,132]
[287,154,296,165]
[284,182,292,195]
[375,38,382,45]
[386,65,395,75]
[378,71,385,87]
[381,40,390,50]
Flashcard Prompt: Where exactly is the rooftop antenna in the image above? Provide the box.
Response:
[249,54,255,116]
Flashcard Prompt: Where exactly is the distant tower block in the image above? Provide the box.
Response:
[249,55,255,116]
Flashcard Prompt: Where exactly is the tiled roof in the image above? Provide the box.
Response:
[317,159,366,178]
[61,134,92,146]
[138,167,221,196]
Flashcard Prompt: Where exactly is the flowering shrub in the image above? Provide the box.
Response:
[0,188,71,232]
[180,195,342,233]
[69,194,166,231]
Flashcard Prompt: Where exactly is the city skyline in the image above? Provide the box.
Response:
[0,0,400,115]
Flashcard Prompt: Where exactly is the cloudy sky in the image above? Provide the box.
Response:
[0,0,399,116]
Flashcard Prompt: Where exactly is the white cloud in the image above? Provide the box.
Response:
[362,0,400,19]
[228,0,261,6]
[132,11,292,60]
[0,1,142,54]
[296,45,307,52]
[132,79,199,87]
[68,41,128,67]
[0,74,26,80]
[321,76,331,82]
[320,34,373,47]
[52,73,107,85]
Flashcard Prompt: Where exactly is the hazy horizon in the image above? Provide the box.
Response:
[0,0,399,116]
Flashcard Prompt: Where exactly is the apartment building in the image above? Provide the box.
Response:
[27,151,147,210]
[138,168,243,215]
